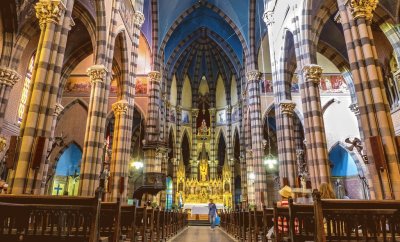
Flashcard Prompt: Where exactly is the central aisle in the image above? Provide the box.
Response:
[170,226,236,242]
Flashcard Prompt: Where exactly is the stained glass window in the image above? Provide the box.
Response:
[166,176,173,210]
[18,53,35,123]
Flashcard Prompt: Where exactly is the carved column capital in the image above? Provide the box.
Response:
[176,105,182,114]
[148,71,161,82]
[279,100,296,116]
[35,0,66,29]
[347,0,378,21]
[302,64,323,85]
[112,100,129,115]
[225,105,232,114]
[134,11,145,27]
[349,102,360,116]
[53,103,64,117]
[246,70,261,83]
[0,136,7,152]
[87,65,107,84]
[191,108,199,118]
[209,108,216,115]
[263,11,275,25]
[0,67,21,87]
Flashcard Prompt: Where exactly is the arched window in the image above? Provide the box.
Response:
[17,53,36,123]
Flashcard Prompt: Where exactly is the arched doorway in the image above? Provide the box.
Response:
[329,143,367,199]
[52,143,82,196]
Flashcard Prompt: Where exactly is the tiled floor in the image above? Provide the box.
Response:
[171,226,236,242]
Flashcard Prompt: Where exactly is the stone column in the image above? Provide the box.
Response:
[246,70,267,207]
[191,108,199,179]
[107,100,129,202]
[0,68,21,133]
[278,100,297,187]
[146,71,161,143]
[11,0,68,194]
[40,103,64,195]
[301,65,331,188]
[209,108,217,179]
[338,0,400,199]
[79,65,108,196]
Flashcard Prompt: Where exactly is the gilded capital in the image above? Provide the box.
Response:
[246,70,261,83]
[112,100,129,115]
[279,100,296,116]
[134,11,145,27]
[348,0,378,21]
[53,103,64,117]
[0,67,21,87]
[303,64,323,85]
[176,105,182,114]
[209,108,216,115]
[0,136,6,152]
[192,108,199,118]
[35,0,66,29]
[349,103,360,115]
[263,11,274,26]
[148,71,161,82]
[87,65,107,84]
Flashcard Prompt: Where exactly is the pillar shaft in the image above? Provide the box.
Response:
[79,65,108,196]
[301,65,331,188]
[11,0,69,194]
[278,101,297,187]
[246,70,267,207]
[338,0,400,199]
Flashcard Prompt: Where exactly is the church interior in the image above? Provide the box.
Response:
[1,0,400,241]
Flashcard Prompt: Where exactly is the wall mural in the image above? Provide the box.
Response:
[260,74,349,94]
[216,110,226,125]
[135,75,148,95]
[181,110,190,124]
[231,106,239,123]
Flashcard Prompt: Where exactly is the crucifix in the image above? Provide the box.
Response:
[54,183,63,195]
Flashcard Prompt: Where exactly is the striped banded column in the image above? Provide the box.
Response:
[246,70,267,207]
[107,100,129,202]
[146,71,161,143]
[225,105,235,205]
[79,65,108,196]
[0,68,21,133]
[40,103,64,195]
[246,149,255,205]
[11,0,68,194]
[191,109,199,178]
[339,0,400,199]
[302,65,331,188]
[278,100,297,187]
[209,108,217,179]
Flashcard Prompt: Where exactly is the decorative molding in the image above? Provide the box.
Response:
[112,100,129,115]
[279,100,296,116]
[35,0,66,29]
[348,0,378,21]
[349,102,360,116]
[87,65,107,84]
[246,70,261,83]
[148,71,161,82]
[303,64,323,85]
[209,108,216,115]
[0,67,21,87]
[191,108,199,118]
[134,11,145,27]
[263,11,274,25]
[53,103,64,117]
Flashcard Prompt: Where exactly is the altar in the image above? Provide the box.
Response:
[183,203,224,214]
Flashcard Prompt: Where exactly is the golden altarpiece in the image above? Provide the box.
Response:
[176,120,232,207]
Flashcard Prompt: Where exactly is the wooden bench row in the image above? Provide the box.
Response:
[221,190,400,242]
[0,191,188,242]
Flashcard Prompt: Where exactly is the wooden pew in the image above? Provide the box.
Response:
[273,202,290,242]
[99,199,121,242]
[313,191,400,242]
[0,192,101,242]
[288,199,314,242]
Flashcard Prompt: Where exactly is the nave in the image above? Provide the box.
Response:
[170,226,235,242]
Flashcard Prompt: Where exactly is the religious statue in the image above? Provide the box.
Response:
[199,160,208,181]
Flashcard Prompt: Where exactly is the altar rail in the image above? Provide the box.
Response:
[0,193,188,242]
[220,191,400,242]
